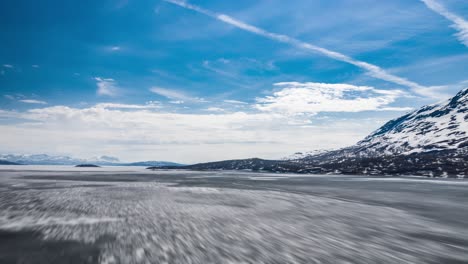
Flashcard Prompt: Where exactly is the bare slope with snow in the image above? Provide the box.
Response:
[356,87,468,155]
[171,88,468,177]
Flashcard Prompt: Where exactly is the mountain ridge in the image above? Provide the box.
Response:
[0,154,183,167]
[156,88,468,178]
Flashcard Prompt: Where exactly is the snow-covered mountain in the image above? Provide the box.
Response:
[0,153,182,167]
[162,88,468,177]
[354,87,468,156]
[294,88,467,176]
[0,154,124,165]
[0,154,87,165]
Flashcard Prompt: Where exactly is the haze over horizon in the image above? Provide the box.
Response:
[1,0,468,163]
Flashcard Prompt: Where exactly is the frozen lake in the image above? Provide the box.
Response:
[0,166,467,263]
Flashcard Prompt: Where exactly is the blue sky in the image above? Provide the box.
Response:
[0,0,467,163]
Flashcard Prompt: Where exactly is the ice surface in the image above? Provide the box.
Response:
[0,168,467,263]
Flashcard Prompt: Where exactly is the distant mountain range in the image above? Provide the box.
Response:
[157,88,468,178]
[0,154,183,167]
[0,160,21,165]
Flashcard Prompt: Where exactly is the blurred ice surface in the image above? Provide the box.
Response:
[0,166,467,263]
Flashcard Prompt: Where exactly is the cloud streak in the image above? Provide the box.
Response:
[94,102,161,109]
[19,99,47,105]
[150,87,206,102]
[421,0,468,47]
[163,0,433,97]
[224,99,248,105]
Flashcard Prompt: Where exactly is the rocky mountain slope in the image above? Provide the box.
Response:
[149,158,313,173]
[281,150,329,160]
[160,88,468,178]
[353,87,467,156]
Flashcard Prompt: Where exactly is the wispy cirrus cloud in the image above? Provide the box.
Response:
[202,57,276,78]
[163,0,434,97]
[204,107,225,112]
[19,99,47,105]
[256,82,411,115]
[150,87,206,103]
[95,77,121,97]
[223,99,248,105]
[2,64,14,75]
[94,102,161,109]
[421,0,468,47]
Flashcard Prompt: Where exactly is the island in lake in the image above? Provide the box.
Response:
[74,164,100,168]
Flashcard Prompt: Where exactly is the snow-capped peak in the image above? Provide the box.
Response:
[356,87,468,155]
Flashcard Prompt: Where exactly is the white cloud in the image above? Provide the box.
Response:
[95,77,120,96]
[421,0,468,47]
[2,64,13,68]
[205,107,225,112]
[1,84,415,163]
[19,99,47,105]
[150,87,206,102]
[224,99,248,104]
[0,104,386,163]
[111,46,121,51]
[32,65,39,68]
[255,82,410,115]
[94,102,161,109]
[0,82,410,163]
[4,95,15,100]
[163,0,435,97]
